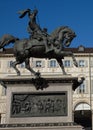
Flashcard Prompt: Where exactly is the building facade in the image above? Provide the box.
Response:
[0,45,93,129]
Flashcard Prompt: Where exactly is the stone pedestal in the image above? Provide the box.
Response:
[0,75,83,130]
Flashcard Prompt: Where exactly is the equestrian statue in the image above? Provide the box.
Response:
[0,9,78,77]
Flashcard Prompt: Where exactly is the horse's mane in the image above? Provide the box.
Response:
[50,26,69,39]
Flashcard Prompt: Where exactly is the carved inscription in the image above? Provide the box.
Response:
[11,92,67,117]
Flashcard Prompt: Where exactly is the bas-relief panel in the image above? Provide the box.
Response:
[11,92,67,117]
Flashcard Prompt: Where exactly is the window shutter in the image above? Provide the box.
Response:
[85,80,88,93]
[85,60,88,67]
[91,60,93,67]
[91,80,93,94]
[56,61,59,67]
[42,61,45,68]
[48,60,50,68]
[32,61,36,68]
[76,60,79,67]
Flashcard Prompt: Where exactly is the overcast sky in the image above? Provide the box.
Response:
[0,0,93,47]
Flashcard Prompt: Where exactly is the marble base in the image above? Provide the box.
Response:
[0,123,83,130]
[0,75,83,130]
[0,126,83,130]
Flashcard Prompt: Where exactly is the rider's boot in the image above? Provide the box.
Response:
[45,42,54,54]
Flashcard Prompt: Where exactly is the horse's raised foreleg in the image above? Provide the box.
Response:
[25,58,40,77]
[71,54,78,67]
[60,51,78,67]
[67,51,78,67]
[11,61,21,76]
[56,58,67,75]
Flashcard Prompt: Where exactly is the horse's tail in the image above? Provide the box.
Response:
[0,34,19,49]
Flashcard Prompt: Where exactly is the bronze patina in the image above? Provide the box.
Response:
[0,9,78,77]
[0,9,80,89]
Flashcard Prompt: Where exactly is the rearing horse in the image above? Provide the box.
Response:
[0,26,78,76]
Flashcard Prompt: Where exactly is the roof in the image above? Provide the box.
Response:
[0,45,93,55]
[0,48,13,54]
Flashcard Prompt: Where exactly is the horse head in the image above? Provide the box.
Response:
[61,26,76,47]
[51,26,76,48]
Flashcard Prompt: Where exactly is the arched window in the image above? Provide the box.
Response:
[75,103,90,111]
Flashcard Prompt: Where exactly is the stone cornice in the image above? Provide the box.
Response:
[0,122,78,129]
[0,75,82,91]
[0,53,93,58]
[0,54,13,58]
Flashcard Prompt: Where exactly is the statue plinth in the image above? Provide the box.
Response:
[0,75,83,130]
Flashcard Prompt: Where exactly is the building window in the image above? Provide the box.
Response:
[20,62,25,68]
[78,84,85,93]
[79,60,85,67]
[76,83,85,94]
[36,61,42,67]
[64,60,71,67]
[75,80,88,94]
[8,61,13,68]
[50,60,57,67]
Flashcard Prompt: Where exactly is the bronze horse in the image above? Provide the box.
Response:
[0,26,78,76]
